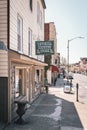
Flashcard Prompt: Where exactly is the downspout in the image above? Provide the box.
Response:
[7,0,10,49]
[7,0,11,122]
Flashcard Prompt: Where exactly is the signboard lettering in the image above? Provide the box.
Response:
[35,40,54,55]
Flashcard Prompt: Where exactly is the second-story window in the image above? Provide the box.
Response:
[17,14,23,52]
[28,28,32,56]
[37,1,42,29]
[40,10,42,29]
[37,1,40,24]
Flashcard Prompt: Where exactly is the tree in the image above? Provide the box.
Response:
[44,55,52,77]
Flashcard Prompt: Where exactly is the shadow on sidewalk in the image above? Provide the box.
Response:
[3,93,84,130]
[60,97,83,128]
[26,93,84,129]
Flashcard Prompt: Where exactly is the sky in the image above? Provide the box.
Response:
[45,0,87,64]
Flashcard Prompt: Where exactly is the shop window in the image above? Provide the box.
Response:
[15,69,23,97]
[37,70,39,82]
[37,70,39,76]
[55,59,57,64]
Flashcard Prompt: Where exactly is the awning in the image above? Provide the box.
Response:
[9,50,48,67]
[51,65,59,73]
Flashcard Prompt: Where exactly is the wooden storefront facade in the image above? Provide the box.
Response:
[0,0,46,122]
[8,50,46,122]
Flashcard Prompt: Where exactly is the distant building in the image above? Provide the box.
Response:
[70,57,87,74]
[80,58,87,73]
[44,22,59,84]
[71,63,80,73]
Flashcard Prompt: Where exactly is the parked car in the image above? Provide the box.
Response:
[65,72,73,80]
[68,75,73,79]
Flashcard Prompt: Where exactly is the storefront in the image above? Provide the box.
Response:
[8,50,47,121]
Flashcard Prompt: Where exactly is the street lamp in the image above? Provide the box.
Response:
[67,36,84,73]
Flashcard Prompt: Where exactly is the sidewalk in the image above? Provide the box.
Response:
[1,78,87,130]
[53,78,87,130]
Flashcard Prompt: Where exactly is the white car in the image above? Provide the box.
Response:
[65,72,73,80]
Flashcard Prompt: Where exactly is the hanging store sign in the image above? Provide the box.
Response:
[35,40,54,55]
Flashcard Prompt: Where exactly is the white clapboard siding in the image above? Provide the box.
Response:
[0,51,8,77]
[0,0,8,77]
[10,0,45,60]
[10,0,44,61]
[0,0,7,43]
[0,23,7,30]
[10,0,31,54]
[0,31,7,37]
[0,0,7,5]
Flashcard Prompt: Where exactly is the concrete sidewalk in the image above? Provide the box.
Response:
[1,78,87,130]
[51,78,87,130]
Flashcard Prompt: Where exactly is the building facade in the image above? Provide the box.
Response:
[80,58,87,74]
[44,22,59,84]
[0,0,47,122]
[44,22,58,65]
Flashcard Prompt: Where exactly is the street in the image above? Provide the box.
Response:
[73,73,87,104]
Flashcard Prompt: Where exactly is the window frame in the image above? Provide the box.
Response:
[17,14,23,53]
[28,28,32,56]
[37,1,40,24]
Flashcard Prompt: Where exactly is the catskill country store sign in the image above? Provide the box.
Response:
[35,40,54,55]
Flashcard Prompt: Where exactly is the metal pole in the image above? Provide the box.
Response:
[76,83,79,102]
[67,36,84,73]
[67,40,69,73]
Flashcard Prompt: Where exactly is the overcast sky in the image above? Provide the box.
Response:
[45,0,87,63]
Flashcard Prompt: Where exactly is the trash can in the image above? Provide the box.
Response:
[63,81,71,93]
[63,84,71,93]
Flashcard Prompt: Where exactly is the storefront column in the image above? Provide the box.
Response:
[32,65,35,98]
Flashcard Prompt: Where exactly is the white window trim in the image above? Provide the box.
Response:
[28,28,32,56]
[17,14,23,53]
